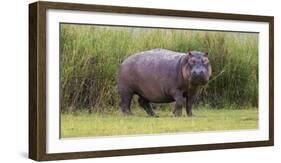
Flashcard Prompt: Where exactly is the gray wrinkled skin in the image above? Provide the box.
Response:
[118,48,211,117]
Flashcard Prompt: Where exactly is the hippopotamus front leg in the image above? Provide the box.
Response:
[172,90,184,117]
[186,92,196,117]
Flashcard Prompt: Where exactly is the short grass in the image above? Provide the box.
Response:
[61,107,258,138]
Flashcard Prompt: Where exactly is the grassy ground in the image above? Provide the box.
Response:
[61,107,258,138]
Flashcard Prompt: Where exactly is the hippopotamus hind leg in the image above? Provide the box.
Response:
[119,91,133,116]
[138,97,158,117]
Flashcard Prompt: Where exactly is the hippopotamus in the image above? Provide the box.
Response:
[117,48,211,117]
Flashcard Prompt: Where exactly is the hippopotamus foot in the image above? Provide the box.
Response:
[138,97,158,117]
[122,110,133,116]
[187,112,193,117]
[173,108,182,117]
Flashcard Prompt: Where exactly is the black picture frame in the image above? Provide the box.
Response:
[29,1,274,161]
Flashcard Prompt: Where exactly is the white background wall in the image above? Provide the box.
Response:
[0,0,279,162]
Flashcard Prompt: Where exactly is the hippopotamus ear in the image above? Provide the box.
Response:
[188,51,194,57]
[186,51,193,60]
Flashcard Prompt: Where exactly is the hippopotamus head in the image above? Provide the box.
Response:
[182,51,212,85]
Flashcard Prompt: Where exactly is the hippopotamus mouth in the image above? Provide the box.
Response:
[191,75,208,85]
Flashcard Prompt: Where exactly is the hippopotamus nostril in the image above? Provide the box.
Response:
[193,70,204,76]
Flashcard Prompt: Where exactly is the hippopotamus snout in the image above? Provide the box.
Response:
[191,68,207,76]
[191,69,209,85]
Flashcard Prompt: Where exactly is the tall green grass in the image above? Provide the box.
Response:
[60,24,258,111]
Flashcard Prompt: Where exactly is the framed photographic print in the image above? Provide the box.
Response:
[29,1,274,161]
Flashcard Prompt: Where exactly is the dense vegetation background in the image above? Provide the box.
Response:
[60,24,258,112]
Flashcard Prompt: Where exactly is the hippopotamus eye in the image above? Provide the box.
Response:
[203,58,209,64]
[188,58,196,65]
